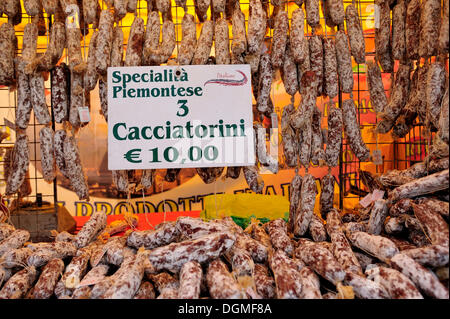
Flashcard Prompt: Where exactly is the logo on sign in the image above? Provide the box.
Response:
[204,70,248,87]
[108,65,255,170]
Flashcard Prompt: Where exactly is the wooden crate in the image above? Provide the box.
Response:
[10,204,76,242]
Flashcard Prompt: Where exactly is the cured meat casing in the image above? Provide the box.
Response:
[290,8,308,65]
[265,219,293,256]
[39,127,56,182]
[376,63,411,134]
[320,172,335,218]
[5,134,30,196]
[342,99,370,161]
[288,174,302,233]
[257,53,274,115]
[281,104,298,168]
[63,136,90,201]
[294,173,318,237]
[325,106,342,167]
[0,23,16,86]
[375,0,393,73]
[21,23,38,62]
[95,10,114,76]
[178,13,197,66]
[32,258,65,299]
[296,239,346,285]
[0,230,30,258]
[147,231,236,272]
[419,0,441,58]
[207,259,244,299]
[83,0,99,25]
[0,266,37,299]
[366,60,388,114]
[54,130,70,179]
[390,253,449,299]
[73,211,107,248]
[366,266,423,299]
[269,249,302,299]
[310,107,325,165]
[30,73,51,125]
[388,170,449,203]
[309,214,327,242]
[231,6,247,59]
[84,30,99,92]
[309,35,324,96]
[271,9,289,70]
[254,264,276,299]
[323,37,338,99]
[348,231,399,262]
[367,199,388,235]
[326,209,363,275]
[344,272,389,299]
[127,222,179,249]
[426,62,446,131]
[51,64,70,123]
[214,18,231,65]
[247,0,267,54]
[178,260,202,299]
[327,0,345,26]
[15,58,33,130]
[42,0,59,15]
[391,0,406,61]
[305,0,320,28]
[406,0,421,60]
[345,4,365,64]
[102,251,148,299]
[335,30,354,93]
[439,0,449,53]
[192,20,214,66]
[125,17,145,67]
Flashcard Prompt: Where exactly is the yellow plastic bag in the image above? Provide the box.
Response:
[201,193,290,229]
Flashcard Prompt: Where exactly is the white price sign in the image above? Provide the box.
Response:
[108,65,255,170]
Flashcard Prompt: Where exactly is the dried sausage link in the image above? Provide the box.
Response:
[323,37,338,99]
[345,4,365,64]
[294,174,318,237]
[419,0,440,58]
[51,63,70,123]
[178,13,197,65]
[271,9,288,70]
[335,31,354,93]
[247,0,266,54]
[392,0,406,61]
[5,134,30,196]
[342,99,370,161]
[39,127,56,182]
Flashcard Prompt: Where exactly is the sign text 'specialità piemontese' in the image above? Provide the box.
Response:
[111,69,204,98]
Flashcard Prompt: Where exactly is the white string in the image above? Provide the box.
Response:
[211,183,219,219]
[0,259,30,271]
[125,185,133,221]
[141,188,154,229]
[160,178,167,224]
[215,169,229,220]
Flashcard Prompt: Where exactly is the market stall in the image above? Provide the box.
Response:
[0,0,448,300]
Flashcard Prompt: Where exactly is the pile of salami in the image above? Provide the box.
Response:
[0,199,448,299]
